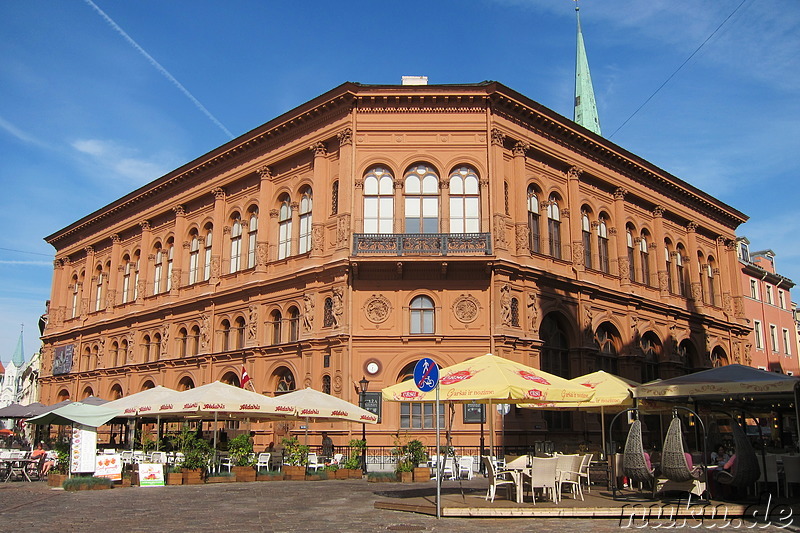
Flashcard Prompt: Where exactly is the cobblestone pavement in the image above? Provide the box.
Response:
[1,479,797,533]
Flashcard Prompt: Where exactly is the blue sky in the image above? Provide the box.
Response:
[1,0,799,365]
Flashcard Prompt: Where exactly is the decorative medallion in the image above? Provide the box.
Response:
[453,294,480,324]
[364,295,392,324]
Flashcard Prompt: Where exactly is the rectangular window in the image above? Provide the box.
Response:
[750,279,759,300]
[754,320,763,350]
[770,324,778,352]
[779,290,786,310]
[766,285,774,305]
[400,402,444,429]
[783,329,791,355]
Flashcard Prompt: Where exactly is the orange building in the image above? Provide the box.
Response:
[40,80,751,452]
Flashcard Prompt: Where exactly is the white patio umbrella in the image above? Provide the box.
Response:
[103,386,178,417]
[272,388,379,424]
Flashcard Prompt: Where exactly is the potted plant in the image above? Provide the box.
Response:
[281,436,309,480]
[405,439,431,482]
[256,467,283,481]
[47,440,70,488]
[171,425,212,484]
[63,475,114,491]
[393,437,424,483]
[206,471,236,483]
[340,439,365,478]
[228,433,256,482]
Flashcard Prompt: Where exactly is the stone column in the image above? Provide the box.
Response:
[310,142,327,258]
[50,259,65,327]
[211,187,226,283]
[652,206,669,297]
[686,222,704,311]
[512,142,530,255]
[337,128,353,251]
[81,246,94,317]
[138,220,152,301]
[256,166,273,270]
[567,166,584,269]
[489,128,508,251]
[613,188,629,284]
[171,206,186,293]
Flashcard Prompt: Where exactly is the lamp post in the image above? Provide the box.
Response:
[359,376,370,475]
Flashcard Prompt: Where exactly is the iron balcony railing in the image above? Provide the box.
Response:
[352,233,492,256]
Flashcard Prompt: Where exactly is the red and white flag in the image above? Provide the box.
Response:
[241,366,251,389]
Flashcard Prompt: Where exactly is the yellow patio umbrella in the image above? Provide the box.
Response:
[382,353,594,459]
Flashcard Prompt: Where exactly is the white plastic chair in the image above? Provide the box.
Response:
[150,451,167,464]
[526,456,559,504]
[458,456,475,480]
[219,454,232,473]
[557,454,584,501]
[482,456,519,502]
[120,450,133,465]
[332,453,343,466]
[430,455,455,480]
[578,453,593,492]
[256,453,271,471]
[307,453,323,472]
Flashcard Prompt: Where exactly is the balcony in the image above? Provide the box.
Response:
[353,233,492,256]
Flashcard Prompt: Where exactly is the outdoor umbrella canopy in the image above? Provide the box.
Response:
[102,385,178,417]
[26,402,121,428]
[0,402,47,418]
[381,353,594,404]
[149,381,283,419]
[520,370,639,410]
[79,396,110,406]
[272,387,378,424]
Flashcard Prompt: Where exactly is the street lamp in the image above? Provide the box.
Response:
[359,376,370,474]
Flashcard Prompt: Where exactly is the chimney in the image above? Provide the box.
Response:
[401,76,428,86]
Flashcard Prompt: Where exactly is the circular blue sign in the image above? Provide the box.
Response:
[413,358,439,392]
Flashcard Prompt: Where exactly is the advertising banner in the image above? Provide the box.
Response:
[94,454,122,481]
[53,344,74,375]
[70,424,97,473]
[138,463,165,487]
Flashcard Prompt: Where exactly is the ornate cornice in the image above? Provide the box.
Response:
[338,127,353,146]
[212,187,226,201]
[311,141,327,156]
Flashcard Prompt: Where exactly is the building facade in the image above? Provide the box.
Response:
[736,238,799,375]
[40,81,751,451]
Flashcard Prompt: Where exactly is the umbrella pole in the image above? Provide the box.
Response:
[435,383,441,519]
[156,416,161,451]
[601,406,606,460]
[489,399,494,461]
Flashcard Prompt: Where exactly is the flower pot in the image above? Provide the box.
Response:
[232,466,256,482]
[398,471,413,483]
[413,467,431,482]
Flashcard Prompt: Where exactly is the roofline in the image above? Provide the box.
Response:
[46,80,747,246]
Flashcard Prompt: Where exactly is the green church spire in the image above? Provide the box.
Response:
[11,326,25,367]
[574,1,602,135]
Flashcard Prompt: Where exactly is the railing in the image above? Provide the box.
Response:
[353,233,492,256]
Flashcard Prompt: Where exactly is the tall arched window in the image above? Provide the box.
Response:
[626,228,636,282]
[323,297,334,327]
[322,375,331,395]
[298,189,313,254]
[221,319,231,351]
[178,328,188,358]
[153,245,163,294]
[277,196,292,260]
[404,165,439,234]
[110,341,119,367]
[120,339,128,366]
[122,256,132,303]
[230,217,242,273]
[581,212,592,269]
[707,259,716,306]
[152,333,161,361]
[665,244,674,293]
[275,368,296,394]
[142,335,151,363]
[331,181,339,215]
[510,297,520,327]
[271,310,282,344]
[527,186,541,254]
[547,196,562,259]
[640,234,650,286]
[235,316,246,349]
[94,266,104,311]
[449,167,480,233]
[203,226,213,281]
[288,306,300,342]
[540,314,571,429]
[598,216,609,273]
[676,247,686,296]
[165,239,174,292]
[247,209,258,269]
[410,295,435,334]
[188,233,200,284]
[363,167,394,234]
[594,323,619,374]
[71,274,80,318]
[190,325,200,356]
[132,251,140,300]
[640,332,661,383]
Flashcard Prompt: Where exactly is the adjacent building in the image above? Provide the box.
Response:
[38,78,753,451]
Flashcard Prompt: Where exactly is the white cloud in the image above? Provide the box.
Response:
[70,138,175,186]
[0,115,47,148]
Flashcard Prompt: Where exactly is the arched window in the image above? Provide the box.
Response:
[707,259,717,306]
[152,333,161,361]
[110,384,123,400]
[322,375,331,395]
[449,167,480,233]
[190,326,200,356]
[278,196,292,260]
[120,339,128,366]
[288,307,300,342]
[410,295,435,335]
[142,335,151,363]
[221,371,240,387]
[404,165,439,234]
[221,319,231,351]
[331,180,339,216]
[188,233,200,284]
[132,251,141,300]
[594,323,619,374]
[275,368,296,394]
[235,316,246,349]
[271,310,282,344]
[540,315,571,429]
[547,195,561,259]
[398,361,444,429]
[640,332,661,383]
[165,239,174,292]
[510,297,520,327]
[230,217,242,273]
[247,209,258,269]
[626,228,636,282]
[178,328,188,358]
[598,216,609,273]
[676,247,686,296]
[90,344,99,370]
[110,341,119,367]
[581,211,592,269]
[203,226,213,281]
[527,185,541,254]
[82,386,94,400]
[298,189,313,254]
[323,297,334,327]
[71,274,80,317]
[363,167,394,234]
[122,256,132,303]
[697,252,706,302]
[665,243,674,293]
[678,340,696,374]
[178,376,195,391]
[153,245,163,294]
[640,234,650,286]
[94,265,104,311]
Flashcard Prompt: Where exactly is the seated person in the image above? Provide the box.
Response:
[710,445,730,466]
[684,452,704,477]
[31,443,55,477]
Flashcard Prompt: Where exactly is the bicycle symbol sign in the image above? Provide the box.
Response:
[413,358,439,392]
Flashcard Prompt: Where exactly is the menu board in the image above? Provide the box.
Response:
[95,454,122,481]
[70,424,98,473]
[138,463,165,487]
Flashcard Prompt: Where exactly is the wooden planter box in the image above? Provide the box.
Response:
[333,469,350,480]
[47,474,67,488]
[398,471,413,483]
[256,473,284,481]
[232,466,256,482]
[305,474,322,481]
[118,477,132,488]
[338,468,361,479]
[165,473,182,485]
[413,467,431,482]
[182,468,204,485]
[207,475,235,483]
[283,465,305,481]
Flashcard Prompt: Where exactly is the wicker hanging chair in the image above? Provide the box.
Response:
[661,416,703,483]
[716,418,760,489]
[622,418,655,489]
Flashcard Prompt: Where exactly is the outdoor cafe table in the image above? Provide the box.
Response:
[2,457,37,482]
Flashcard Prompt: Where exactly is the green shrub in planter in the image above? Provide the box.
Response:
[63,476,114,491]
[228,434,255,467]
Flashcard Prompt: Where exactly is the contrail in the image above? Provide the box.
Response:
[84,0,234,140]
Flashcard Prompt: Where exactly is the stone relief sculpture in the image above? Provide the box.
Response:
[303,294,315,331]
[161,326,169,354]
[248,305,258,340]
[365,294,391,324]
[527,291,538,331]
[583,304,593,342]
[331,287,344,328]
[200,314,210,351]
[500,284,512,326]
